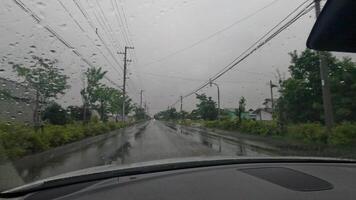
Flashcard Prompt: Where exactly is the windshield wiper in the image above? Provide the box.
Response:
[1,157,355,198]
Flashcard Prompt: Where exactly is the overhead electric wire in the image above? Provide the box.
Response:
[72,0,124,71]
[143,0,281,67]
[93,0,124,50]
[57,0,122,76]
[110,0,131,47]
[13,0,123,90]
[170,0,315,107]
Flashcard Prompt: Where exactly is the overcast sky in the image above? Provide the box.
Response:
[0,0,354,115]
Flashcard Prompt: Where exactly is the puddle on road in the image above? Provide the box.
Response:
[169,124,274,157]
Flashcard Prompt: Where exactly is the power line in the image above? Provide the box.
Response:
[57,0,122,76]
[170,0,315,107]
[93,0,124,50]
[139,72,261,84]
[143,0,281,67]
[72,0,125,71]
[111,0,131,46]
[13,0,123,91]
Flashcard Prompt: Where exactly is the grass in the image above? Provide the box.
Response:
[0,121,129,160]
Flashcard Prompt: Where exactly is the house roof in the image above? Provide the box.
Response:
[253,108,272,114]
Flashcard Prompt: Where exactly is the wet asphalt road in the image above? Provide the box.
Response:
[2,120,273,189]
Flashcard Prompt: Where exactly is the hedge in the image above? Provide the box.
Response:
[0,121,127,159]
[184,119,356,146]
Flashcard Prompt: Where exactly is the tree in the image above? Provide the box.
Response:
[42,102,67,125]
[196,93,218,120]
[81,67,107,112]
[95,85,113,121]
[67,105,91,121]
[134,106,147,120]
[329,57,356,122]
[154,108,178,120]
[13,56,69,128]
[237,96,246,122]
[277,49,356,124]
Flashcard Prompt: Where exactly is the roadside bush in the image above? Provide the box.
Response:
[329,123,356,146]
[239,120,279,136]
[204,120,220,128]
[286,123,327,144]
[0,121,129,159]
[0,123,35,158]
[204,120,236,130]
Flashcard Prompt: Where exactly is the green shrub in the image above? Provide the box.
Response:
[287,123,327,144]
[0,121,129,159]
[329,123,356,146]
[0,123,34,158]
[238,120,278,136]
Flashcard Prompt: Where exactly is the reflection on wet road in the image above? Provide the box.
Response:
[5,120,274,188]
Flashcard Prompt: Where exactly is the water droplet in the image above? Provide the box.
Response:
[17,111,23,115]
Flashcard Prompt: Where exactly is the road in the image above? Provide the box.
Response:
[1,120,274,190]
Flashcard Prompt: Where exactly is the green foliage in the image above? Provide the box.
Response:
[12,56,70,125]
[329,123,356,146]
[204,120,238,130]
[134,107,148,120]
[81,67,107,109]
[67,106,91,121]
[42,102,67,125]
[196,93,218,120]
[277,49,356,124]
[239,120,279,136]
[12,56,70,100]
[237,96,246,122]
[155,108,179,120]
[81,67,134,121]
[286,123,327,144]
[0,121,129,159]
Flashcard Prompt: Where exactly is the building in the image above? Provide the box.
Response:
[253,98,274,121]
[253,108,273,121]
[0,78,36,124]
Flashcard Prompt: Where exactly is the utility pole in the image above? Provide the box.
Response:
[118,46,134,121]
[314,0,334,132]
[180,96,183,113]
[270,80,277,111]
[140,90,143,108]
[209,79,220,120]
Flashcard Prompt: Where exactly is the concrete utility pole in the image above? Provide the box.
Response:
[140,90,143,108]
[314,0,334,132]
[270,80,277,111]
[118,46,134,121]
[209,79,220,120]
[180,96,183,113]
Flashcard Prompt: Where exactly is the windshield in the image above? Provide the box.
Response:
[0,0,355,192]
